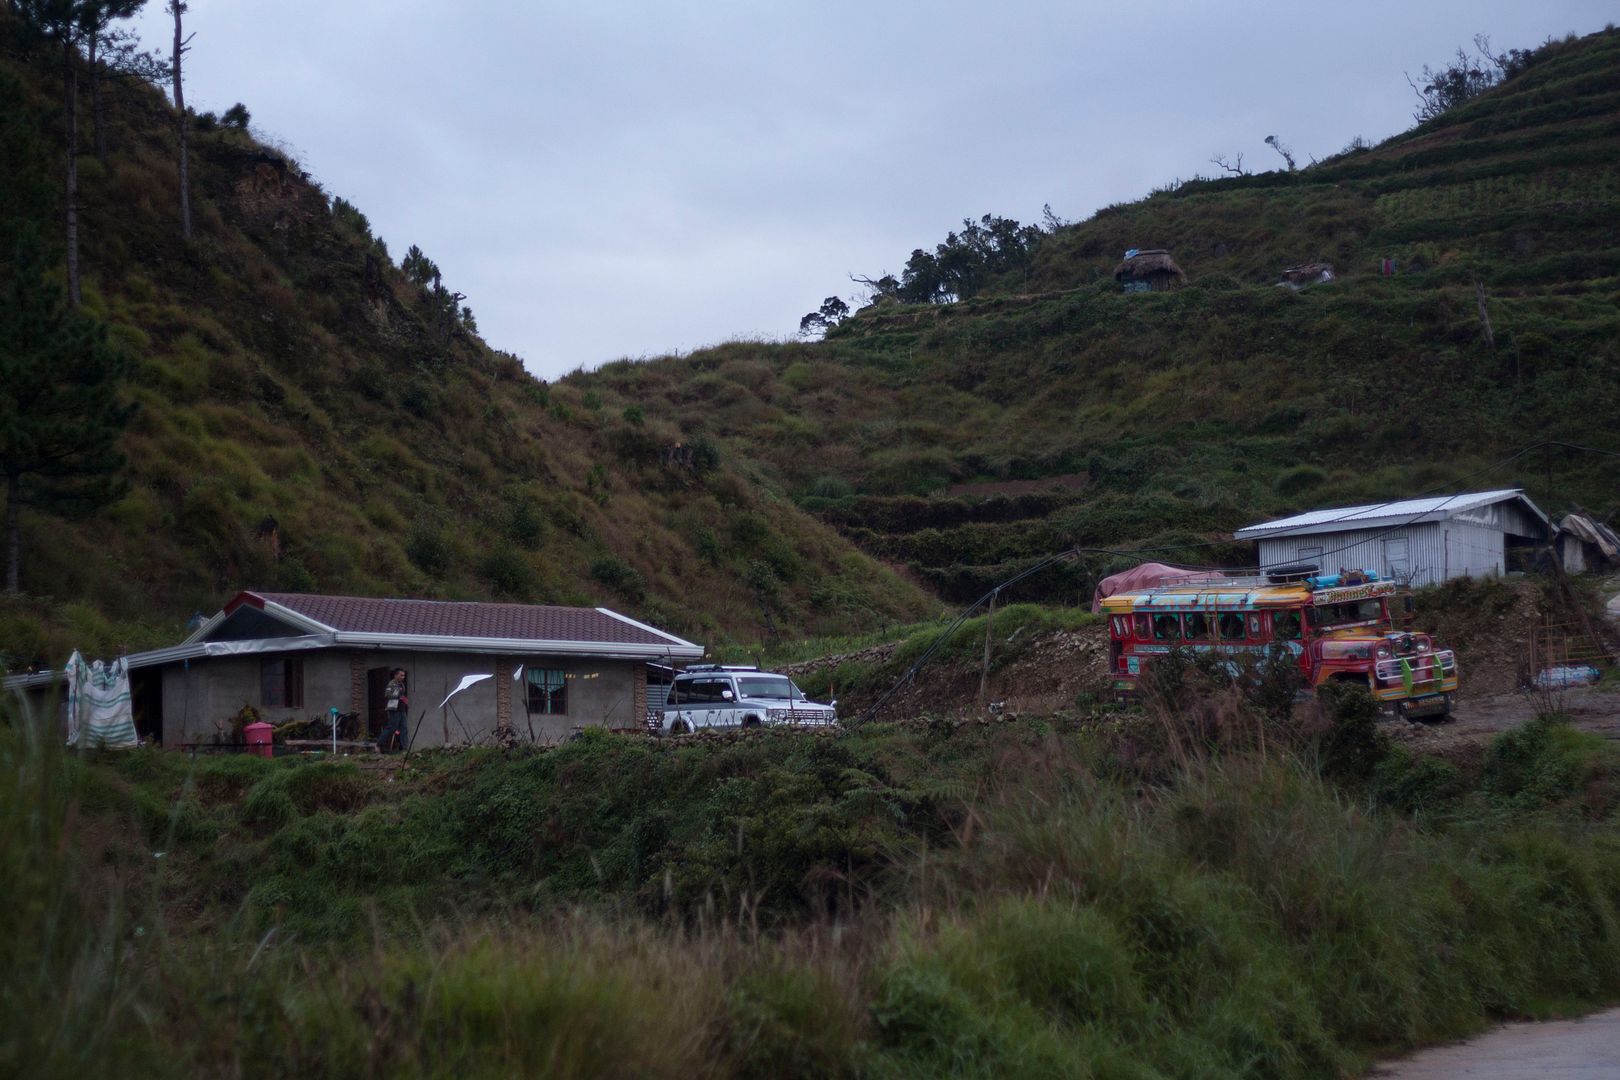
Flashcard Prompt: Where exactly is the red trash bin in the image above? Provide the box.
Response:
[245,721,273,759]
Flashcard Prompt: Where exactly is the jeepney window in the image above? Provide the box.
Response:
[1133,614,1151,638]
[1184,612,1210,640]
[1153,614,1181,641]
[1111,616,1128,637]
[1273,611,1302,642]
[1218,612,1245,641]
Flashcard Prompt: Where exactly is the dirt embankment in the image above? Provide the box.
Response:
[786,578,1619,737]
[781,627,1113,721]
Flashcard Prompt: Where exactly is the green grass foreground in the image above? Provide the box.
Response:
[4,692,1620,1077]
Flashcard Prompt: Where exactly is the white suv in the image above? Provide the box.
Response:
[660,665,837,735]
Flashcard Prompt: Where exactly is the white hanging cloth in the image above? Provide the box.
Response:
[65,651,139,750]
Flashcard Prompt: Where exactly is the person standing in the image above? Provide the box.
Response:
[380,668,409,753]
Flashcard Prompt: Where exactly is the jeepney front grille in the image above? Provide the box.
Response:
[1375,650,1456,682]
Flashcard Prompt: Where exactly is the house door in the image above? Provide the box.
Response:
[366,666,393,737]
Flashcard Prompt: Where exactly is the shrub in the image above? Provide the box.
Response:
[478,546,536,598]
[1314,681,1388,784]
[590,555,645,600]
[1372,747,1465,815]
[1276,464,1328,496]
[1484,714,1619,817]
[506,498,545,550]
[405,524,451,576]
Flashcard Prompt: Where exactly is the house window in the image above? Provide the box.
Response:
[525,667,567,715]
[261,657,304,709]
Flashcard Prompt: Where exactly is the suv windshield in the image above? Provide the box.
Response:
[735,676,805,700]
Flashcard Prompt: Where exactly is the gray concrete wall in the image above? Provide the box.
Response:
[157,648,641,747]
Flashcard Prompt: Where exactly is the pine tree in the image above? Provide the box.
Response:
[79,1,150,165]
[0,237,136,593]
[15,0,88,304]
[167,0,192,240]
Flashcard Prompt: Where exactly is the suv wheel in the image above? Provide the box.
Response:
[669,719,691,736]
[742,715,761,729]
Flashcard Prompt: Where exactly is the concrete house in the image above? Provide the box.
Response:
[8,591,704,747]
[1235,489,1550,587]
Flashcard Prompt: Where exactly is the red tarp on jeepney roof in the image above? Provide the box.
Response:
[1090,563,1226,613]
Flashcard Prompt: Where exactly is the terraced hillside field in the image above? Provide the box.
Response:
[577,29,1620,603]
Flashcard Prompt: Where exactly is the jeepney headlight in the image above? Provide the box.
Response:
[1417,640,1430,652]
[1376,645,1391,659]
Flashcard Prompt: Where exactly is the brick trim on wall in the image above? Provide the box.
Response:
[495,658,512,729]
[349,653,364,714]
[633,663,647,729]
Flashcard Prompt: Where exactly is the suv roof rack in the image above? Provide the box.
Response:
[681,664,759,673]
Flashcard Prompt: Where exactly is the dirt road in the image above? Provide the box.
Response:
[1392,684,1620,754]
[1369,1007,1620,1078]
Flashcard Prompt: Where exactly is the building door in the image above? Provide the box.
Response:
[1383,537,1410,581]
[367,666,393,737]
[131,669,163,744]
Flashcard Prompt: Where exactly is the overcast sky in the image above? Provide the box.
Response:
[130,1,1613,380]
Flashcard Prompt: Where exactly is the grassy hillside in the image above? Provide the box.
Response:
[0,13,936,667]
[576,29,1620,603]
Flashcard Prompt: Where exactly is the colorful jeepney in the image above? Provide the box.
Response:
[1099,569,1459,717]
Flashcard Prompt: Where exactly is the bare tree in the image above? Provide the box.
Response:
[1264,135,1296,171]
[1209,152,1249,176]
[168,0,192,240]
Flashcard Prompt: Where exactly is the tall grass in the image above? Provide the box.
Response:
[4,685,1620,1077]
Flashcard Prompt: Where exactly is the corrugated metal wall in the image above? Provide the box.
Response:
[1257,521,1508,587]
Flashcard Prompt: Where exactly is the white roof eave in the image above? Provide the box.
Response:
[6,631,700,692]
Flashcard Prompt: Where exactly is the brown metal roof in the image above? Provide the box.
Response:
[234,591,681,647]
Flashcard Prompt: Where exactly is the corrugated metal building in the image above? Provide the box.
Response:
[1234,489,1550,587]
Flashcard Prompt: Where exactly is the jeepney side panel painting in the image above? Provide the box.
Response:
[1110,602,1303,681]
[1106,579,1458,704]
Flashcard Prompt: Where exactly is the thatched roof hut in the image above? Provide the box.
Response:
[1113,249,1187,292]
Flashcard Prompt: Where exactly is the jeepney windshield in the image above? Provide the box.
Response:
[1310,599,1385,630]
